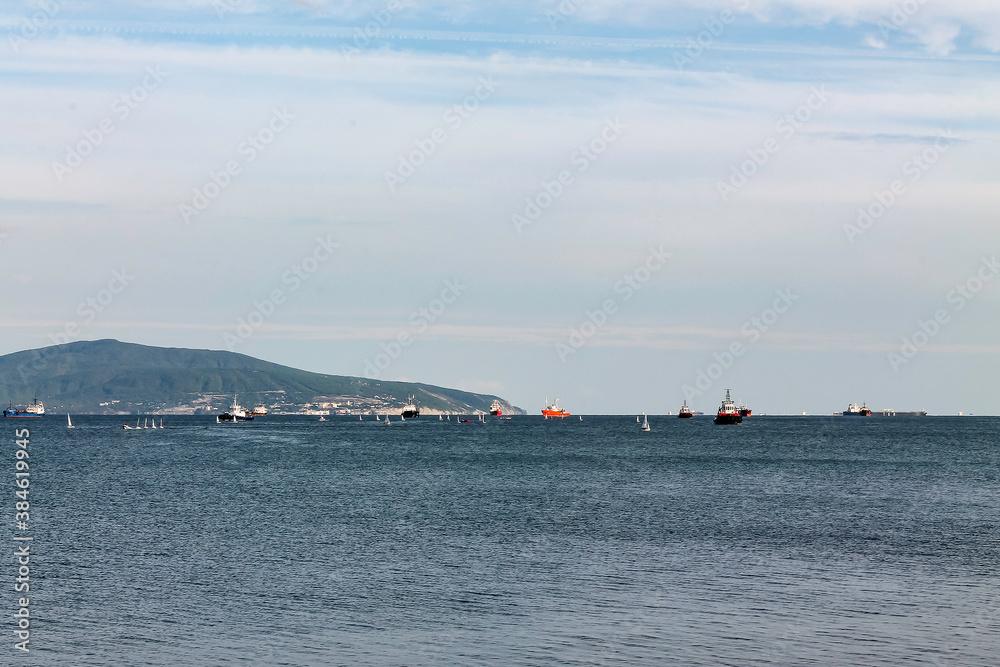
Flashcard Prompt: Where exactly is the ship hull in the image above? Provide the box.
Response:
[3,411,43,418]
[678,412,693,419]
[714,414,743,425]
[218,413,254,422]
[402,410,420,419]
[541,410,570,418]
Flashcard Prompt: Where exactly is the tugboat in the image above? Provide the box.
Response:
[401,396,420,419]
[678,401,694,419]
[714,389,743,425]
[218,395,254,422]
[843,403,872,416]
[541,398,571,418]
[4,397,45,418]
[737,401,752,418]
[489,399,504,416]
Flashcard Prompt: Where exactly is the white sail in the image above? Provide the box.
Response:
[67,413,74,428]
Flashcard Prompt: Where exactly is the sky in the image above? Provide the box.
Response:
[1,0,999,415]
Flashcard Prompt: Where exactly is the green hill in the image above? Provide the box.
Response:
[0,339,521,415]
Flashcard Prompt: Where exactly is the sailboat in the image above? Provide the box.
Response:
[319,416,327,422]
[384,415,391,426]
[636,415,640,423]
[439,414,443,421]
[67,413,74,429]
[641,413,650,432]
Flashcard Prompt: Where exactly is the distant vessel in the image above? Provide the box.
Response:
[318,416,326,422]
[384,415,391,426]
[714,389,743,425]
[678,401,693,419]
[4,397,45,418]
[252,404,268,417]
[218,395,254,422]
[737,401,752,418]
[843,403,872,417]
[401,396,420,419]
[490,399,503,416]
[542,398,570,418]
[640,413,650,432]
[67,413,74,428]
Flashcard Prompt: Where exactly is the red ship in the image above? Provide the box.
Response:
[541,398,570,418]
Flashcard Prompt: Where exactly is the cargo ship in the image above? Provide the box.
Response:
[402,396,420,419]
[542,398,570,418]
[218,395,254,422]
[714,389,743,425]
[678,401,693,418]
[737,401,752,418]
[842,403,872,416]
[489,399,503,416]
[4,397,45,418]
[251,403,268,417]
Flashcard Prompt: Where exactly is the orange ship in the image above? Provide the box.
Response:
[541,398,571,418]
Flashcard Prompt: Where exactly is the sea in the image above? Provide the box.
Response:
[17,415,1000,666]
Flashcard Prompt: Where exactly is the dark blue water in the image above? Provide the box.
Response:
[17,416,1000,665]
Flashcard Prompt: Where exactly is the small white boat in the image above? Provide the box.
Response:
[359,416,363,421]
[319,416,327,422]
[641,413,650,432]
[384,415,391,426]
[67,413,74,429]
[160,419,164,429]
[579,415,583,421]
[439,415,443,421]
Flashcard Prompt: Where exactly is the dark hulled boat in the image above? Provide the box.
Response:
[714,389,743,425]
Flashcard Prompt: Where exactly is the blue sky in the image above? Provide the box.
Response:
[1,0,999,414]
